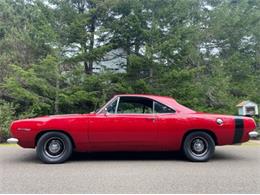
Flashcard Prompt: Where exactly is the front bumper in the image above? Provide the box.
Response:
[7,138,19,144]
[249,131,259,138]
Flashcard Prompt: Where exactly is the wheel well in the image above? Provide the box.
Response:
[182,129,218,147]
[35,130,76,148]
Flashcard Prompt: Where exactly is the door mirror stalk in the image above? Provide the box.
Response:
[104,108,108,116]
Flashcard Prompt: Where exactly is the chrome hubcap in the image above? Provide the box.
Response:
[48,140,61,154]
[44,138,65,158]
[193,139,205,152]
[190,137,208,156]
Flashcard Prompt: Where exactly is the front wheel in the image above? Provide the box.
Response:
[36,132,73,164]
[183,131,215,162]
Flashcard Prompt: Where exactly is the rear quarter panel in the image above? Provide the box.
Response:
[156,113,236,150]
[184,114,235,145]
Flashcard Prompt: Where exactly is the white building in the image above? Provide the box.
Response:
[93,48,126,73]
[236,100,258,116]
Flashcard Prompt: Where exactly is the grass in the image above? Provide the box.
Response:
[242,140,260,147]
[0,143,18,146]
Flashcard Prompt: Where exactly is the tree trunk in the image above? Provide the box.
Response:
[77,0,96,75]
[126,37,131,72]
[87,15,96,75]
[54,64,61,114]
[54,71,60,114]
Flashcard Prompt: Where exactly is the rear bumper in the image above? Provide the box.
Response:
[7,138,19,144]
[249,131,259,138]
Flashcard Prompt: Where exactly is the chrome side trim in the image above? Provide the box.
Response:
[7,138,19,144]
[17,128,31,131]
[115,97,120,114]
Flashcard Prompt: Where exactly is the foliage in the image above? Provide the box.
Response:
[0,101,15,142]
[0,0,260,142]
[2,55,60,116]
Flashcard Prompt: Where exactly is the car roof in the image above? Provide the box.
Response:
[115,94,195,113]
[116,94,171,100]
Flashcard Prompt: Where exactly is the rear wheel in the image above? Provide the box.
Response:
[36,132,73,164]
[183,131,215,162]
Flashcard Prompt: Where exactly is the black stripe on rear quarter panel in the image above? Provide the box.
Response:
[233,117,244,144]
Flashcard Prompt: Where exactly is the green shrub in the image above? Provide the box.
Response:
[0,101,16,143]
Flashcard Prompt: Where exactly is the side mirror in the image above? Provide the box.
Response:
[104,108,108,115]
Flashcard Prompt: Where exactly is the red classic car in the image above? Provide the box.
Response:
[8,94,258,163]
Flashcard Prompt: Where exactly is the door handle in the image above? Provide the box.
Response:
[146,117,156,121]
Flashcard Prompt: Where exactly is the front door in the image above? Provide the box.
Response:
[89,96,157,150]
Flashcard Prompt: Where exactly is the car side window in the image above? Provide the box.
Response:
[106,98,118,114]
[117,97,153,114]
[154,101,175,113]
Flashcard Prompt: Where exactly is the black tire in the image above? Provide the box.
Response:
[36,132,73,164]
[183,131,215,162]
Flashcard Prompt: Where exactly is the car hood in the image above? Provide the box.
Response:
[13,113,96,123]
